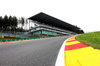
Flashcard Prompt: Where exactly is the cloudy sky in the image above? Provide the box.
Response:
[0,0,100,33]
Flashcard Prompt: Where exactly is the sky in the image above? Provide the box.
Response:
[0,0,100,33]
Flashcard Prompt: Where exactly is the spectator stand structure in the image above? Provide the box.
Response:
[28,12,84,38]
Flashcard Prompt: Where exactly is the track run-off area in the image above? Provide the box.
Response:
[65,36,100,66]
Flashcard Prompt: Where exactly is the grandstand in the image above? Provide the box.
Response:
[28,12,84,37]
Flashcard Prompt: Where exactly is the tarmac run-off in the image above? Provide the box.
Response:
[64,36,100,66]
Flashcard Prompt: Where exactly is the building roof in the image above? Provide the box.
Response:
[28,12,84,33]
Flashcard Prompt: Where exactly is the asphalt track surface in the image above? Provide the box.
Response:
[0,36,71,66]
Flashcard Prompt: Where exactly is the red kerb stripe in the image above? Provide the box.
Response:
[65,43,88,51]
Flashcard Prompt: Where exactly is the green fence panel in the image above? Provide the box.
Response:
[33,31,41,35]
[42,30,57,35]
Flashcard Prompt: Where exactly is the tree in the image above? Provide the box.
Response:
[0,16,3,29]
[21,17,25,26]
[0,15,26,32]
[8,16,12,26]
[8,16,13,31]
[12,16,17,27]
[25,18,28,30]
[12,16,18,32]
[3,15,9,30]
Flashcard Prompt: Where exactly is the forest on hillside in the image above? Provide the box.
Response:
[0,15,28,32]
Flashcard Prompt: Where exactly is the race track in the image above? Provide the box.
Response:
[0,36,71,66]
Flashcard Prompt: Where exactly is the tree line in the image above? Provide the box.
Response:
[0,15,28,32]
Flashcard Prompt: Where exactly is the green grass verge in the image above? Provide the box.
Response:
[76,31,100,49]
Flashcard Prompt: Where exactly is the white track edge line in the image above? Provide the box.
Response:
[55,38,69,66]
[55,35,78,66]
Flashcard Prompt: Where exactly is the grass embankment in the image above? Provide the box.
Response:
[76,31,100,49]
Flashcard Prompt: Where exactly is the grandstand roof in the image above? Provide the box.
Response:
[28,12,83,33]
